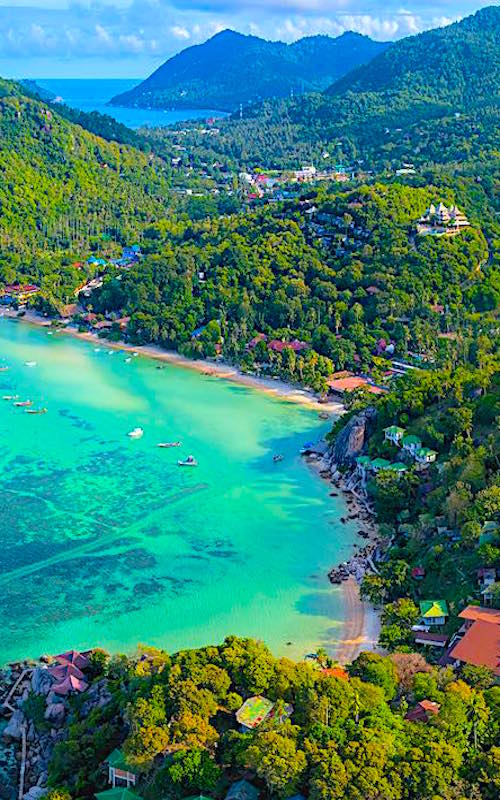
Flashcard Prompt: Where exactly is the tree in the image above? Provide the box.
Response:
[244,726,307,798]
[165,748,221,795]
[348,652,398,700]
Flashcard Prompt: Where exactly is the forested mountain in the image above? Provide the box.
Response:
[110,29,388,112]
[0,78,175,299]
[157,6,500,172]
[328,4,500,105]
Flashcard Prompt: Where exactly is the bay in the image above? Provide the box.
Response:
[35,78,227,129]
[0,319,357,664]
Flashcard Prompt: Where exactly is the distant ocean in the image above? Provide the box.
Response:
[35,78,227,129]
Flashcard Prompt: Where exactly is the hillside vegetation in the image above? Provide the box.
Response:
[111,29,388,112]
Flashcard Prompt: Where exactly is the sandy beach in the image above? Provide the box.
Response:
[335,577,381,664]
[4,309,344,414]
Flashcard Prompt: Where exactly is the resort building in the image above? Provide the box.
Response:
[0,283,40,304]
[384,426,406,445]
[105,749,138,789]
[419,600,449,627]
[415,447,438,466]
[225,781,259,800]
[448,606,500,676]
[371,458,391,473]
[386,462,408,475]
[416,203,470,237]
[236,696,292,731]
[95,790,141,800]
[413,630,449,649]
[326,372,386,397]
[405,699,441,723]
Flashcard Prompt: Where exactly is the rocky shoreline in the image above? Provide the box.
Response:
[304,406,384,590]
[0,658,111,800]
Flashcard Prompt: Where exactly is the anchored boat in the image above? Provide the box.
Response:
[128,427,144,439]
[178,455,198,467]
[157,442,182,448]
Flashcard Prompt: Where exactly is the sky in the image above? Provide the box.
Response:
[0,0,497,79]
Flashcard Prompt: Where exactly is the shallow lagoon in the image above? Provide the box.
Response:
[0,319,357,663]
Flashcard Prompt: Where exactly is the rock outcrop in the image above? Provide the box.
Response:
[3,709,25,740]
[328,406,377,467]
[31,668,53,696]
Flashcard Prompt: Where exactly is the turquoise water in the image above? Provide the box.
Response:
[35,79,227,129]
[0,319,356,664]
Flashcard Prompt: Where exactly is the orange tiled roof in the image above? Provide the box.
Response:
[449,620,500,675]
[458,606,500,624]
[327,375,384,394]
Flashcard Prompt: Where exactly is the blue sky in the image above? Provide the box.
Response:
[0,0,497,78]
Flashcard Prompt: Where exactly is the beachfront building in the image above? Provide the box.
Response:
[105,749,138,789]
[419,600,449,627]
[384,426,406,445]
[0,283,40,304]
[415,447,438,466]
[401,435,422,456]
[356,456,372,480]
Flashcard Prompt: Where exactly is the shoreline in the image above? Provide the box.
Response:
[2,308,378,661]
[3,309,344,414]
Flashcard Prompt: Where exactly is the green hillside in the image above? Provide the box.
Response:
[111,29,388,112]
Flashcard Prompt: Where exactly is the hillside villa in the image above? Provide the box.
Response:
[416,203,470,237]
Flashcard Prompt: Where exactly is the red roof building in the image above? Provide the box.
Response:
[268,339,308,353]
[56,649,90,670]
[52,674,88,695]
[405,699,441,723]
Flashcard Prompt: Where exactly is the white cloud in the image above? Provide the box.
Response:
[170,25,190,40]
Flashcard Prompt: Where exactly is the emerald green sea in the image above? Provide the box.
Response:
[0,318,357,664]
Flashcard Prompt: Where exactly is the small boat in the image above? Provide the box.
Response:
[3,395,18,401]
[26,408,47,415]
[125,358,131,363]
[128,427,144,439]
[14,400,32,407]
[300,441,316,455]
[24,361,37,367]
[94,348,101,353]
[273,454,284,463]
[0,366,9,372]
[178,455,198,467]
[157,441,182,448]
[107,350,114,355]
[132,352,138,357]
[47,331,53,336]
[318,411,329,420]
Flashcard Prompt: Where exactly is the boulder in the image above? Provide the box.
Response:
[328,406,377,467]
[44,702,65,725]
[3,709,25,740]
[23,788,48,800]
[31,668,54,696]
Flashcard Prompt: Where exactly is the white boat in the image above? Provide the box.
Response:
[3,395,18,400]
[47,331,53,336]
[94,348,101,353]
[132,352,138,357]
[24,361,37,367]
[128,427,144,439]
[158,441,182,448]
[178,455,198,467]
[125,357,131,363]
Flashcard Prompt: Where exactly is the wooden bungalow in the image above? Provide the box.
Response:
[105,749,138,789]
